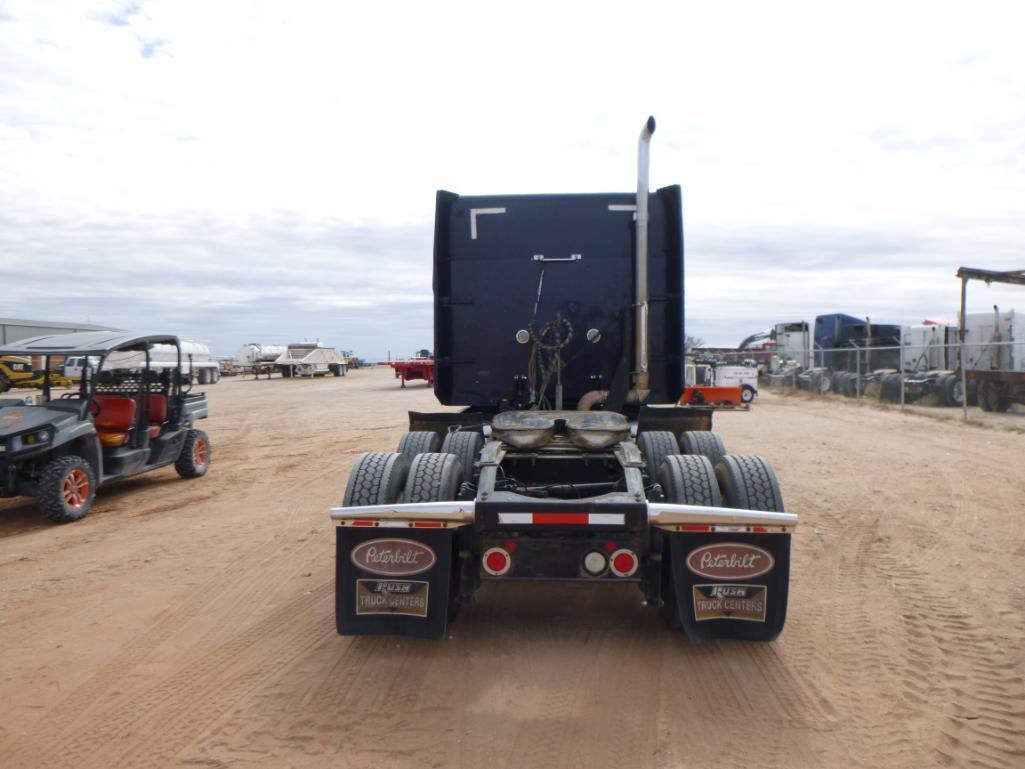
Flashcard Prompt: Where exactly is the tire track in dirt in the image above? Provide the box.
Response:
[18,582,335,769]
[5,376,1024,769]
[876,552,1025,769]
[4,507,317,763]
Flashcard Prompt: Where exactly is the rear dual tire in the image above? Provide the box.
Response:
[343,451,410,506]
[977,380,1010,412]
[938,374,963,407]
[397,431,440,460]
[680,430,726,466]
[658,453,784,632]
[403,453,463,503]
[638,431,680,477]
[342,450,465,506]
[440,431,484,486]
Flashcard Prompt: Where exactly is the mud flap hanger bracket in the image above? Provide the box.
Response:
[330,501,797,529]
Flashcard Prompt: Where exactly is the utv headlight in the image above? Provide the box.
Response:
[22,429,52,446]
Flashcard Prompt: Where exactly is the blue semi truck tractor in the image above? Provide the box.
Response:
[329,118,798,640]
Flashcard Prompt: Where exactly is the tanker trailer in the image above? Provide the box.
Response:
[233,343,287,377]
[330,117,797,640]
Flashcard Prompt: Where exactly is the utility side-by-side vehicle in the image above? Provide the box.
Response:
[330,118,798,641]
[0,332,211,522]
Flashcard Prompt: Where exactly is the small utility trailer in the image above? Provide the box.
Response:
[331,118,797,640]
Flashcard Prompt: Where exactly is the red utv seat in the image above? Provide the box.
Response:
[142,394,167,439]
[145,394,168,422]
[90,395,137,447]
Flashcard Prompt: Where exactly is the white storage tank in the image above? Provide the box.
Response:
[234,343,287,367]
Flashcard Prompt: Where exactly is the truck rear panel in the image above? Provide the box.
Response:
[433,187,684,408]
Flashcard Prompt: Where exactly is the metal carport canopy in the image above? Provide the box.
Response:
[0,331,180,356]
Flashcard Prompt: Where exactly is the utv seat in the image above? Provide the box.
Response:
[90,395,137,447]
[143,394,167,439]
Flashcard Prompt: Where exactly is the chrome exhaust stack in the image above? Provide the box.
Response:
[634,115,656,394]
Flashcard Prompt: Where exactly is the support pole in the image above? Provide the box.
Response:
[959,276,969,421]
[855,343,861,398]
[899,328,905,410]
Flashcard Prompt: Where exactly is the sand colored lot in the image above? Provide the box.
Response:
[1,368,1023,769]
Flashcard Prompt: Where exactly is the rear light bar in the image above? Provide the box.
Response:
[329,501,797,531]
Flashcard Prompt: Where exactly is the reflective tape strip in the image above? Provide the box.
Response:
[498,513,533,524]
[497,512,625,526]
[470,207,506,239]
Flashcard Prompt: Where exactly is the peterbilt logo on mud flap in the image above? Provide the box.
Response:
[350,539,437,576]
[685,543,775,580]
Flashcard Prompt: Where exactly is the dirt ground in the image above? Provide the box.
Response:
[1,369,1023,769]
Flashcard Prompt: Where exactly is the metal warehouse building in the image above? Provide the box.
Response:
[1,318,113,345]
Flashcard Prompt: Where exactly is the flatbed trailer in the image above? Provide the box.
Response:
[330,118,797,641]
[386,358,434,387]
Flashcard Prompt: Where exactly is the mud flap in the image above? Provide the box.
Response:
[336,526,455,639]
[666,532,791,642]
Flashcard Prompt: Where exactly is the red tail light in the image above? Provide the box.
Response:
[609,549,639,577]
[482,547,512,576]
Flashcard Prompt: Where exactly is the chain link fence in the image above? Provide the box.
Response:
[690,338,1025,421]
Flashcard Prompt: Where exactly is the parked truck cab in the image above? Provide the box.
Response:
[329,118,797,641]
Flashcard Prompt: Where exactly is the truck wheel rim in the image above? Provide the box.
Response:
[193,438,208,466]
[63,468,90,509]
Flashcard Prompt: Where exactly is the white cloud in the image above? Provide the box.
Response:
[1,0,1024,353]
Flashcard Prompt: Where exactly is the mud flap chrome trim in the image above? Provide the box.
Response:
[648,503,797,530]
[330,501,475,524]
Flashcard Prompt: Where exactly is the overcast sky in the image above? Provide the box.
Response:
[2,0,1024,357]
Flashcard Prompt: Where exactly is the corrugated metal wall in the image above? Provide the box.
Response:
[0,319,111,345]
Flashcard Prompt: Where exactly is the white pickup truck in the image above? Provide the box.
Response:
[62,356,101,380]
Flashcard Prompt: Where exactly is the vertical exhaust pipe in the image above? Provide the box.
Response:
[634,115,656,393]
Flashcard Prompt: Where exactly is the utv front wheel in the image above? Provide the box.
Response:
[40,455,96,523]
[176,429,211,478]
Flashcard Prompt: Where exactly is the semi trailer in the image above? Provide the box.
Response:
[328,118,797,641]
[233,343,287,377]
[962,306,1025,411]
[275,343,348,378]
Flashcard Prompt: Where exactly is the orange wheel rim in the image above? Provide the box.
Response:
[63,468,90,509]
[193,439,208,466]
